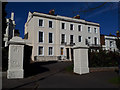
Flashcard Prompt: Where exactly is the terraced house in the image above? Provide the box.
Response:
[24,10,100,61]
[100,31,120,52]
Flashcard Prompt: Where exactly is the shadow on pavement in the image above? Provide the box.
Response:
[24,61,58,78]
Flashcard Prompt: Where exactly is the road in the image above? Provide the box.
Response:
[2,61,120,89]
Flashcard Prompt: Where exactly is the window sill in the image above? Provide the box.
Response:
[48,43,54,44]
[39,26,44,28]
[49,27,54,29]
[48,55,54,56]
[38,42,44,44]
[38,55,44,56]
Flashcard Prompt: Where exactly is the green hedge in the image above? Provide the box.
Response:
[88,49,120,67]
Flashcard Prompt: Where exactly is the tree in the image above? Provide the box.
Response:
[116,38,120,51]
[2,2,8,47]
[14,29,20,36]
[116,33,120,75]
[2,2,8,71]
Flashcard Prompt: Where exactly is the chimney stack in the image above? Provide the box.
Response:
[11,12,14,20]
[49,9,55,15]
[73,15,80,19]
[116,30,120,37]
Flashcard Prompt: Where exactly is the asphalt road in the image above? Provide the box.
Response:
[2,61,120,89]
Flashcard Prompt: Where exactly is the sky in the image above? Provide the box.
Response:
[5,2,119,38]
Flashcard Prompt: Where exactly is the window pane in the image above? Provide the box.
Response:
[94,28,97,33]
[88,37,91,44]
[49,21,52,28]
[61,34,65,43]
[88,27,90,32]
[94,37,97,45]
[39,31,43,42]
[70,35,73,43]
[85,39,88,45]
[78,36,81,42]
[49,33,53,43]
[70,24,73,30]
[78,25,81,31]
[62,23,65,29]
[110,41,113,47]
[49,47,53,55]
[39,19,43,26]
[39,46,43,55]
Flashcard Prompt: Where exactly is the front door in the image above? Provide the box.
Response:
[66,48,69,59]
[71,48,74,60]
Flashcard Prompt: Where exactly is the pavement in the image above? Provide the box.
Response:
[2,61,120,89]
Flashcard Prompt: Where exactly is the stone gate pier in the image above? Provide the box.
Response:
[7,36,25,79]
[73,43,89,75]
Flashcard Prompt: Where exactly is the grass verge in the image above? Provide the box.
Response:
[65,64,73,72]
[109,76,120,85]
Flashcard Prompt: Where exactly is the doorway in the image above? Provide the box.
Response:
[71,48,74,60]
[66,48,69,59]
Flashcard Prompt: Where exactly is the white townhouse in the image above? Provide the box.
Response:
[24,10,100,61]
[100,31,120,52]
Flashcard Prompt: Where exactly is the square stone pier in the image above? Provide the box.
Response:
[7,36,25,79]
[73,43,89,75]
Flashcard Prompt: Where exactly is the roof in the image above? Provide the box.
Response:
[100,34,117,37]
[26,11,100,27]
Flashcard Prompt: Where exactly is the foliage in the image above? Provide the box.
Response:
[65,64,73,72]
[116,38,120,51]
[109,76,120,85]
[88,49,120,67]
[14,29,20,36]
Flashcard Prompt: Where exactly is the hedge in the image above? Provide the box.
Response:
[88,49,120,67]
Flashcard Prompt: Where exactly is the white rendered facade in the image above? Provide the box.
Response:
[24,12,100,61]
[101,35,119,52]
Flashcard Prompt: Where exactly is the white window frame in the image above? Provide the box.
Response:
[38,19,44,27]
[38,46,44,56]
[110,41,113,47]
[48,20,53,29]
[70,35,74,43]
[61,22,66,30]
[48,47,54,56]
[88,27,91,33]
[65,34,66,42]
[94,28,97,33]
[38,31,44,43]
[70,24,74,30]
[88,37,91,44]
[61,34,66,43]
[48,32,54,44]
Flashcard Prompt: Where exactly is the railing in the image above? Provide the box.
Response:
[61,42,67,45]
[88,44,101,47]
[70,42,75,46]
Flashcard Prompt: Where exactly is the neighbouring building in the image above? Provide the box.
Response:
[100,31,120,52]
[4,12,15,47]
[24,10,100,61]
